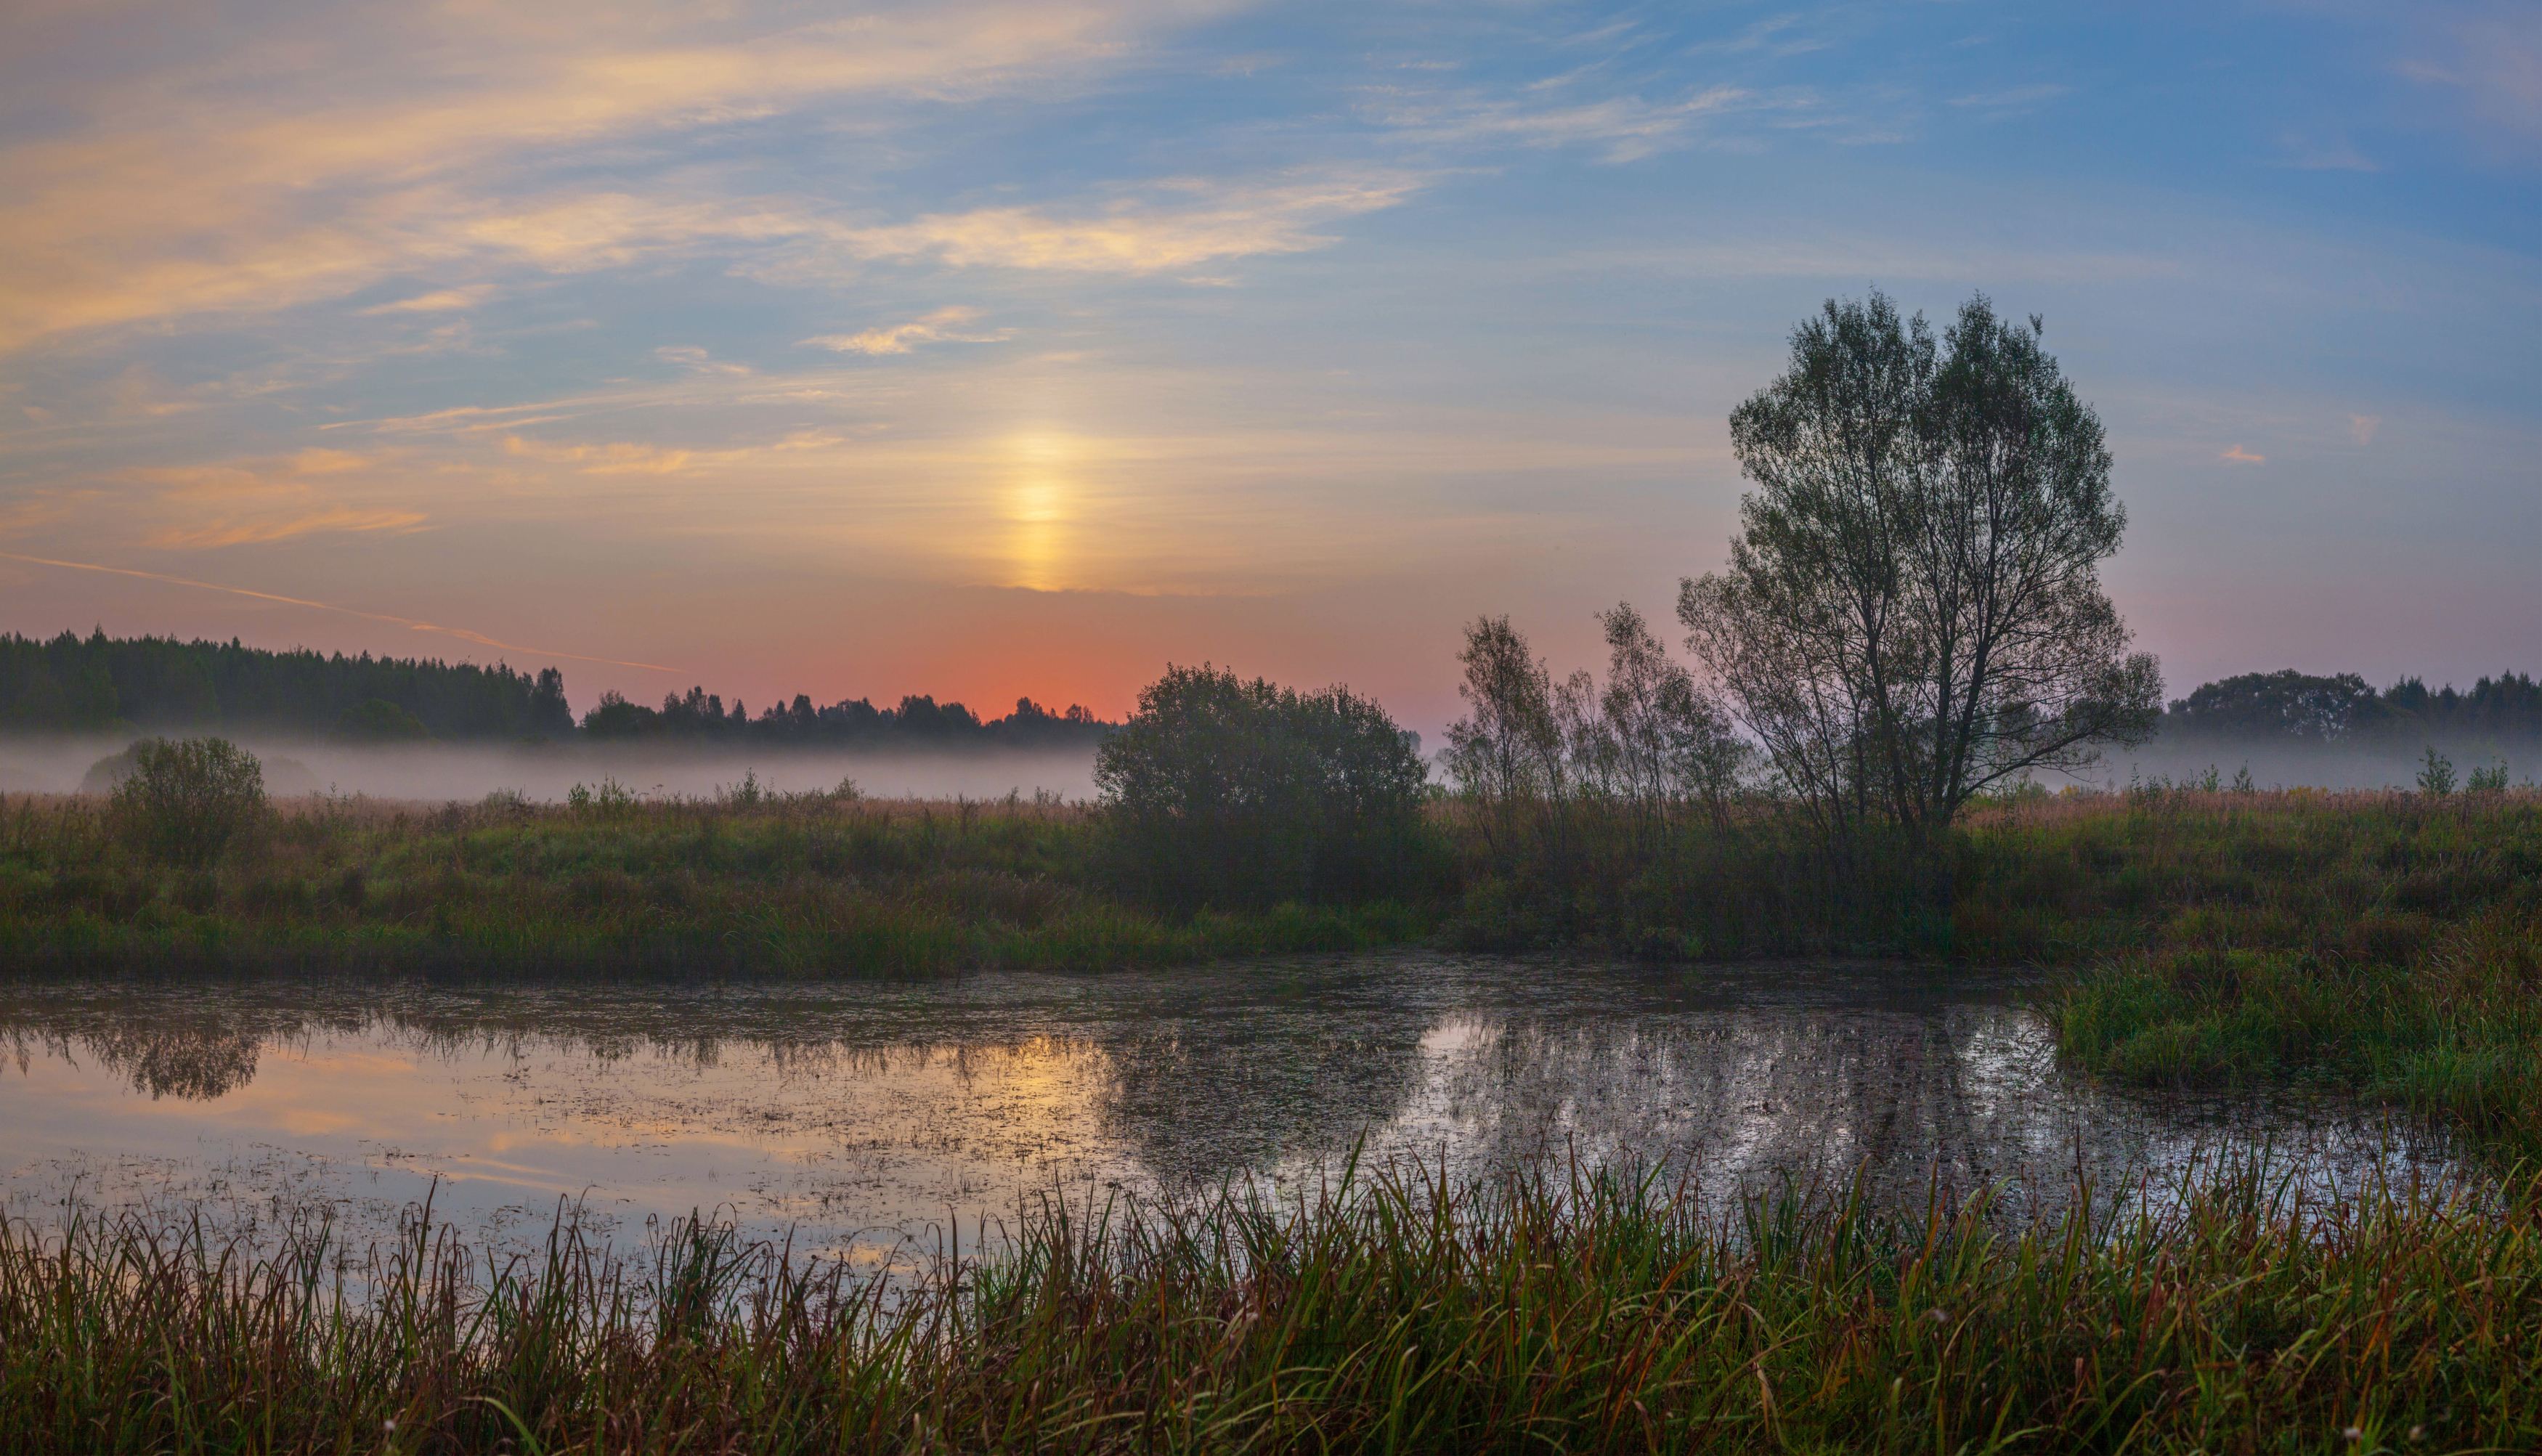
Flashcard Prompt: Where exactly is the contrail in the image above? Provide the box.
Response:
[0,553,680,674]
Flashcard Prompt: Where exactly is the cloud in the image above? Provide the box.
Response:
[2280,132,2379,172]
[2349,415,2381,445]
[654,345,752,376]
[2398,10,2542,158]
[800,306,1011,355]
[123,447,430,547]
[1372,87,1755,162]
[505,436,693,474]
[0,1,1198,350]
[1573,240,2184,283]
[2220,444,2265,464]
[1946,84,2068,110]
[0,551,675,671]
[359,286,495,314]
[147,505,431,548]
[816,173,1426,273]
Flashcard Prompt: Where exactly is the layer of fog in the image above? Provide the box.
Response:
[9,727,2532,807]
[2046,731,2538,794]
[0,736,1104,805]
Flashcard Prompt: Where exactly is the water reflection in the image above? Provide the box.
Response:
[0,956,2471,1262]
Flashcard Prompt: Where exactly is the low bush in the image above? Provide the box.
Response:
[105,736,267,865]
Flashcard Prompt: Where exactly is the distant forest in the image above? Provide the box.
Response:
[0,630,1113,749]
[2162,669,2542,747]
[8,629,2535,756]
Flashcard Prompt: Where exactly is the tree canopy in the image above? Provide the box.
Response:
[1680,290,2161,834]
[1095,664,1435,907]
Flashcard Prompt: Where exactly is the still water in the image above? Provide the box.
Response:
[0,954,2469,1266]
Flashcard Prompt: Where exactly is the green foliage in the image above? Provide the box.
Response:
[2419,745,2456,797]
[105,736,267,865]
[5,1158,2541,1453]
[2469,758,2511,794]
[1096,664,1445,908]
[1683,289,2159,837]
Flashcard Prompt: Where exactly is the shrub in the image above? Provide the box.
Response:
[107,736,267,864]
[1096,664,1443,907]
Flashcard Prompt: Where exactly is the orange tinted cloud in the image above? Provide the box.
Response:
[0,1,1198,349]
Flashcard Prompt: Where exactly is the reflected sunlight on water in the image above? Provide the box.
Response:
[0,954,2473,1269]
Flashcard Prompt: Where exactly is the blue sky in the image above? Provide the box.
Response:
[1,0,2535,731]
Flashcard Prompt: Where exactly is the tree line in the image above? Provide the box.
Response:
[581,686,1110,749]
[2162,669,2542,747]
[0,630,572,741]
[0,630,1114,748]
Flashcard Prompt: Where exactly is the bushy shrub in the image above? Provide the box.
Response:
[1096,664,1443,907]
[107,737,267,864]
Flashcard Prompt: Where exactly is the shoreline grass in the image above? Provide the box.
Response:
[4,1155,2535,1453]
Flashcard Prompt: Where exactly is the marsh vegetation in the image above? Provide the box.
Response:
[4,1155,2535,1454]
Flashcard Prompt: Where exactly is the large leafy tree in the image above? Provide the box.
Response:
[1680,290,2160,839]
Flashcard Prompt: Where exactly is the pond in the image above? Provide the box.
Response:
[0,953,2470,1269]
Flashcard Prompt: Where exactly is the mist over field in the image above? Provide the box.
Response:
[2074,734,2535,794]
[0,736,1103,805]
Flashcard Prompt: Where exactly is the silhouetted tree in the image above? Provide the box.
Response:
[1679,290,2160,841]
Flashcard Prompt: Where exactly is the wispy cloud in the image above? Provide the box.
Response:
[1947,84,2068,110]
[504,436,693,475]
[1372,87,1755,162]
[0,552,675,670]
[359,286,495,314]
[654,345,752,377]
[123,447,429,547]
[2397,9,2542,159]
[2349,415,2381,446]
[0,1,1195,349]
[801,306,1012,355]
[817,173,1426,273]
[2220,444,2265,464]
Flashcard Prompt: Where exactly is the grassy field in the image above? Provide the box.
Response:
[4,1155,2534,1455]
[1991,790,2542,1156]
[0,791,1427,977]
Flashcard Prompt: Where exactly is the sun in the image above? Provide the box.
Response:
[1003,432,1076,590]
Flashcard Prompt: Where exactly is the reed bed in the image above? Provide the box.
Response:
[3,1155,2536,1454]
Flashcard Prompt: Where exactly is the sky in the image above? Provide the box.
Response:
[1,0,2537,737]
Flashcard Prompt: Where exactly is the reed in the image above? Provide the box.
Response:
[3,1154,2535,1453]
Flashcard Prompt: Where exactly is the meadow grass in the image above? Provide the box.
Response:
[1993,790,2542,1157]
[3,1154,2534,1454]
[0,792,1428,977]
